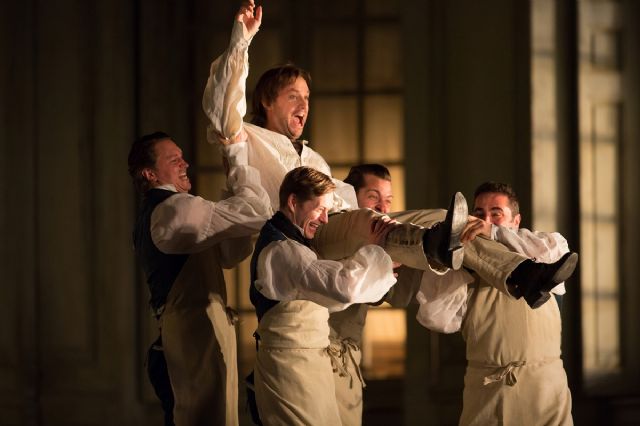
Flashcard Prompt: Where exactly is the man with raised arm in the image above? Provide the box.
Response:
[202,1,576,311]
[128,131,271,425]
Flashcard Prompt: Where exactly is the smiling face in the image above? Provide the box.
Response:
[356,174,393,213]
[287,192,333,239]
[264,76,310,141]
[473,192,521,229]
[143,138,191,193]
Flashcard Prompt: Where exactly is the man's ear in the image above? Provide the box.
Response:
[513,213,522,228]
[141,168,156,183]
[287,193,297,213]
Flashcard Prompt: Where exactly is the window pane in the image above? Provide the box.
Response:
[364,25,402,90]
[387,165,405,212]
[361,307,406,379]
[311,96,359,163]
[580,103,621,378]
[312,26,358,91]
[363,95,403,162]
[531,0,559,232]
[331,166,352,184]
[592,31,621,69]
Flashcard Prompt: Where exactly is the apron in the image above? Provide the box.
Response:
[161,251,239,426]
[254,300,341,426]
[459,281,573,426]
[328,304,369,426]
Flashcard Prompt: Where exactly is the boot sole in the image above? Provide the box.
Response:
[526,292,551,309]
[547,252,579,290]
[450,246,464,270]
[527,252,579,308]
[448,192,468,250]
[448,192,468,270]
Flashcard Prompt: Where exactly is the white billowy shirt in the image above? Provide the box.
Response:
[255,239,397,313]
[202,21,357,213]
[415,226,570,333]
[150,142,273,257]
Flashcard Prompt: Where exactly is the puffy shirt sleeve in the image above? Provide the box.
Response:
[255,239,397,313]
[150,142,272,254]
[493,226,569,263]
[202,21,253,143]
[493,226,570,295]
[415,267,475,333]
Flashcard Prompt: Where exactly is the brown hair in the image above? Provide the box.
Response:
[279,167,335,209]
[127,131,173,194]
[344,163,391,192]
[473,181,520,215]
[251,63,311,127]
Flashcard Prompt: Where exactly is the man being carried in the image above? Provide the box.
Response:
[202,1,576,309]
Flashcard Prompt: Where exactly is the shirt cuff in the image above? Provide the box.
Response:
[230,20,255,47]
[222,141,248,166]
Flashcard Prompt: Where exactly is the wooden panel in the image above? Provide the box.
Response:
[0,0,38,423]
[442,0,529,197]
[35,0,103,384]
[31,0,140,422]
[134,0,200,413]
[137,0,193,153]
[91,0,140,416]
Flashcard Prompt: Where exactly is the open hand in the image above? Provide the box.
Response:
[237,1,262,39]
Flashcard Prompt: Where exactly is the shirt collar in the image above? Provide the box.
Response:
[155,183,177,192]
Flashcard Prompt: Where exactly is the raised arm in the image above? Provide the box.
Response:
[150,141,272,254]
[202,1,262,143]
